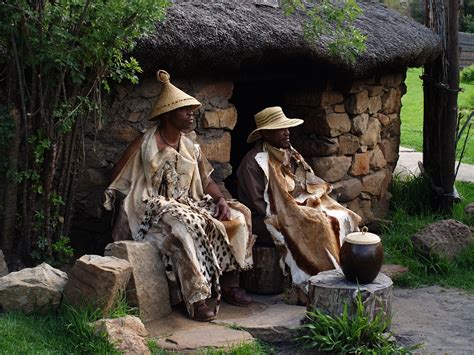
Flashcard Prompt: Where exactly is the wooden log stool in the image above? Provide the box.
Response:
[307,269,393,326]
[240,245,290,294]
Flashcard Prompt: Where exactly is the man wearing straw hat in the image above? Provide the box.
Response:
[237,107,361,297]
[104,70,253,322]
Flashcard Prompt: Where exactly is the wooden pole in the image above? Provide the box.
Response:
[423,0,459,213]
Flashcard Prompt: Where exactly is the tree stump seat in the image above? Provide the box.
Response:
[307,269,393,326]
[240,244,290,294]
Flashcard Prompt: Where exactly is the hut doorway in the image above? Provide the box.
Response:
[227,77,286,197]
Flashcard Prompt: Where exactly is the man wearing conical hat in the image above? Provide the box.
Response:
[237,107,361,298]
[104,70,254,321]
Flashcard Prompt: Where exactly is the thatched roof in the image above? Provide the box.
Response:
[133,0,440,79]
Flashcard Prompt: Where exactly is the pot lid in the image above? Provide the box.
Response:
[344,226,381,245]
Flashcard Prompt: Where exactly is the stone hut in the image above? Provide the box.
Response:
[74,0,440,253]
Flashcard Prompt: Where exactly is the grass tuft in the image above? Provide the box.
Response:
[384,176,474,290]
[298,292,418,354]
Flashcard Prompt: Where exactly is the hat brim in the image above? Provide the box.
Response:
[247,118,303,143]
[149,102,201,121]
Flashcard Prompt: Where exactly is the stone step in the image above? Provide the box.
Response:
[145,294,306,351]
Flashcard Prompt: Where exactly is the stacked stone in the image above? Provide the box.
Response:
[193,80,237,185]
[286,72,406,222]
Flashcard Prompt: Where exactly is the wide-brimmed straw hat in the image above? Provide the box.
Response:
[149,70,201,121]
[247,107,303,143]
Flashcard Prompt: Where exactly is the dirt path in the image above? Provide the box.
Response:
[392,286,474,353]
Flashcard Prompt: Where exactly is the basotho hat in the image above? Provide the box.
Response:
[247,107,303,143]
[149,70,201,121]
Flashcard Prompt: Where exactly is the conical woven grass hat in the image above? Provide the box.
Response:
[247,107,303,143]
[149,70,201,121]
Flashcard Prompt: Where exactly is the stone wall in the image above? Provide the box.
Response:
[286,72,406,222]
[73,70,405,251]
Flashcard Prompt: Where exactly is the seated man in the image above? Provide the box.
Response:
[236,107,361,295]
[104,70,253,322]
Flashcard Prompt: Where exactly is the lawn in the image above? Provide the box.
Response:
[400,67,474,164]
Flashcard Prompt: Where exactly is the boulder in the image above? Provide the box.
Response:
[411,220,473,260]
[64,255,132,315]
[0,263,68,313]
[0,250,8,277]
[381,88,402,114]
[93,316,150,355]
[104,241,171,321]
[320,91,344,108]
[368,95,382,114]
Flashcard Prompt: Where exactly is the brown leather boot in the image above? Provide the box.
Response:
[221,287,253,307]
[192,300,216,322]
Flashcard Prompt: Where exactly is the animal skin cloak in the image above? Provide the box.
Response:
[254,143,361,292]
[104,126,253,316]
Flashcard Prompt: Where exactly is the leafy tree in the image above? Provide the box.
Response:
[281,0,366,63]
[460,0,474,33]
[0,0,169,265]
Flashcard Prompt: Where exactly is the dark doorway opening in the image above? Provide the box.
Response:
[226,78,286,197]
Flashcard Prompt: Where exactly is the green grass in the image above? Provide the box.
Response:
[0,306,118,354]
[401,67,474,164]
[383,176,474,291]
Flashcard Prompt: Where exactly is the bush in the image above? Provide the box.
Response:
[298,292,416,353]
[461,64,474,84]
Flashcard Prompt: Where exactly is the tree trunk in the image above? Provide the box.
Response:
[423,0,459,213]
[307,270,393,325]
[1,109,21,257]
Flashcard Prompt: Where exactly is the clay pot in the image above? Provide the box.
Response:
[340,227,383,284]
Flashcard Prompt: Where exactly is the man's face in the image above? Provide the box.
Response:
[168,106,197,131]
[261,128,291,149]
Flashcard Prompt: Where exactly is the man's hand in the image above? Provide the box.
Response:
[214,197,231,221]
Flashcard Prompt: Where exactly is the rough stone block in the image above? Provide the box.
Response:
[211,162,233,183]
[370,145,387,170]
[195,81,234,101]
[105,241,171,321]
[0,250,8,277]
[338,134,360,156]
[382,88,402,114]
[311,156,352,182]
[346,198,374,222]
[411,220,473,260]
[376,113,391,127]
[368,96,382,114]
[368,85,384,97]
[331,178,362,202]
[321,91,344,108]
[349,152,370,176]
[64,255,132,315]
[360,118,381,148]
[349,80,365,93]
[202,106,238,130]
[333,104,346,113]
[294,135,339,157]
[380,137,400,164]
[0,263,68,313]
[94,316,150,355]
[361,169,389,195]
[345,90,369,114]
[196,132,231,163]
[127,111,143,123]
[351,113,369,135]
[325,113,351,137]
